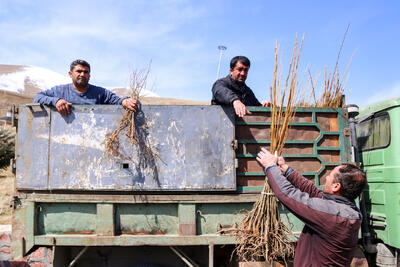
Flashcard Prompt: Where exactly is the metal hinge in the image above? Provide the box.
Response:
[231,139,238,150]
[10,193,27,209]
[10,158,16,175]
[342,108,348,119]
[11,106,18,127]
[344,128,351,136]
[10,195,20,209]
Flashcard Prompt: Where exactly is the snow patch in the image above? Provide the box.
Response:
[0,65,159,97]
[0,66,70,94]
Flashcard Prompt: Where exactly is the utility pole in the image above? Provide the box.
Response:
[216,45,227,80]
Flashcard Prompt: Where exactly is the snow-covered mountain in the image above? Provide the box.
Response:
[0,64,158,98]
[0,65,70,97]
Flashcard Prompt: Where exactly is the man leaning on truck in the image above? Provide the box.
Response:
[34,59,138,115]
[211,56,269,117]
[256,148,366,267]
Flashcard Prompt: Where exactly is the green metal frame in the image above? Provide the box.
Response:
[236,106,351,192]
[12,192,304,259]
[12,194,259,258]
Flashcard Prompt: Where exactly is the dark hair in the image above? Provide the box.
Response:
[230,56,251,70]
[334,163,366,200]
[70,59,91,72]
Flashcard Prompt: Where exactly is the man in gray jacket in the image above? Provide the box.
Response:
[211,56,269,117]
[256,148,366,266]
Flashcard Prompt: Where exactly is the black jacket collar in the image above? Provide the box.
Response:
[322,193,358,211]
[227,75,247,89]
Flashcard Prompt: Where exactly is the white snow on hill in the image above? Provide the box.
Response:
[0,64,158,98]
[0,65,70,95]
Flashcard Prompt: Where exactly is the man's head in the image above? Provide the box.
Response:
[69,59,91,90]
[230,56,250,84]
[323,163,366,200]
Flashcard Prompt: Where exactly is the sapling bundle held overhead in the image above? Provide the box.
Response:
[235,36,304,264]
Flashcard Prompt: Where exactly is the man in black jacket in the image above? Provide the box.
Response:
[211,56,268,117]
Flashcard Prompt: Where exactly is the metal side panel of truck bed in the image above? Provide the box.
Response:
[15,105,237,191]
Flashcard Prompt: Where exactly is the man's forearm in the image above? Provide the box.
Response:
[212,82,239,105]
[102,89,125,105]
[213,90,238,105]
[33,92,60,106]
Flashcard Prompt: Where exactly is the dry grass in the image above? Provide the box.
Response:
[0,167,13,225]
[0,126,16,225]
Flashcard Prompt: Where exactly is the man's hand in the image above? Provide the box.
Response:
[277,156,289,174]
[262,101,271,107]
[256,148,277,168]
[122,98,138,112]
[55,99,72,116]
[233,99,251,117]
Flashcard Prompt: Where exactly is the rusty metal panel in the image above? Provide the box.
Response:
[36,203,97,235]
[15,105,50,189]
[16,105,236,191]
[116,203,179,235]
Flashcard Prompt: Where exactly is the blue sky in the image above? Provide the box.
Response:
[0,0,399,106]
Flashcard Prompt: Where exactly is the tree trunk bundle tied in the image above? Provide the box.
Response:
[234,36,304,265]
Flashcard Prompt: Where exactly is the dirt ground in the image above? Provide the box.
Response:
[0,167,13,225]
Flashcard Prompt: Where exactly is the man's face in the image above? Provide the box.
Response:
[230,61,249,84]
[69,64,90,88]
[323,165,341,194]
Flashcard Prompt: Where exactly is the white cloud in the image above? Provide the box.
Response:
[0,1,211,97]
[0,1,206,46]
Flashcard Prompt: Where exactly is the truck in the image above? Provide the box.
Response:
[9,100,399,266]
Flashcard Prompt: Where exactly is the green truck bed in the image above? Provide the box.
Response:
[12,105,351,266]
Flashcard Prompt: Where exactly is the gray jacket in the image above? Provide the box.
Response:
[265,166,362,267]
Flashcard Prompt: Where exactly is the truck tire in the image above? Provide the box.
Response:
[376,243,399,267]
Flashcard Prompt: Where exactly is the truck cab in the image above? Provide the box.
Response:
[357,97,400,266]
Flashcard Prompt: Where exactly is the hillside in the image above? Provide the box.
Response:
[0,64,208,117]
[0,64,210,102]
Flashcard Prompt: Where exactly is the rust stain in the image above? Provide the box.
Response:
[178,223,196,236]
[219,224,233,229]
[118,230,167,235]
[62,231,94,235]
